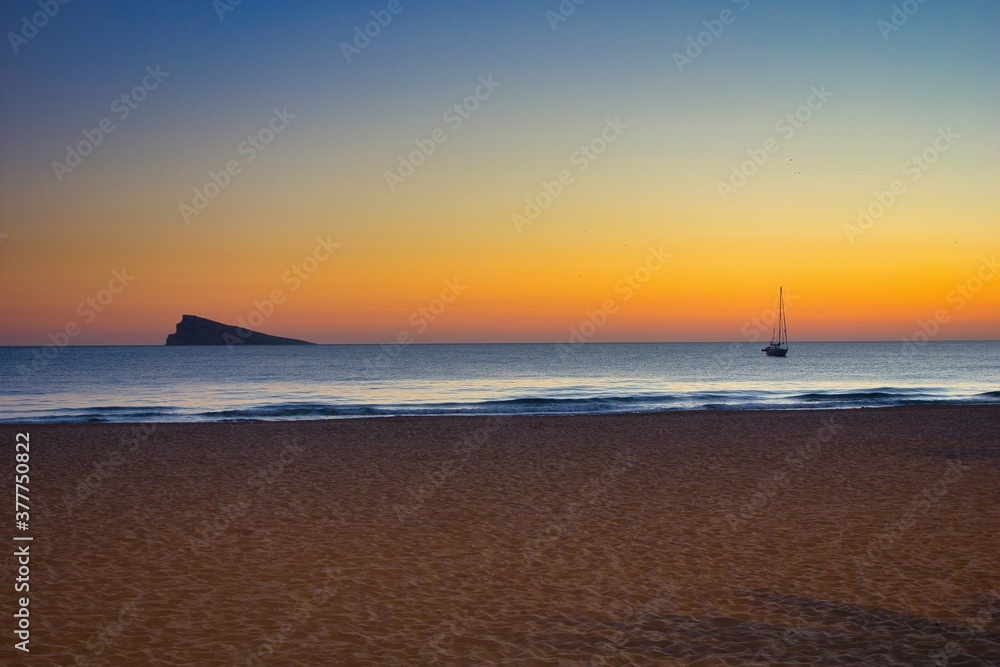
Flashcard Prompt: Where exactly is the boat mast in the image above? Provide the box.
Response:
[778,287,786,347]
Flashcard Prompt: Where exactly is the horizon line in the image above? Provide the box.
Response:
[2,339,999,348]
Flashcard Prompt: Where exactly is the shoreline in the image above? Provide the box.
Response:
[3,401,999,427]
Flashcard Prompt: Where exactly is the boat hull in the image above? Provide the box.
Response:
[764,347,788,357]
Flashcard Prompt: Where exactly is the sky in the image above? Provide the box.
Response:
[1,0,997,344]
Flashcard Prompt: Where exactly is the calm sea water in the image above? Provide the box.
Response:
[0,342,997,423]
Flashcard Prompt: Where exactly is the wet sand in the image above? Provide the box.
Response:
[3,405,1000,665]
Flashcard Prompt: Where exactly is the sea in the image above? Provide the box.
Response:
[0,342,997,423]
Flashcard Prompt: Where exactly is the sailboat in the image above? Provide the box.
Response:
[762,287,789,357]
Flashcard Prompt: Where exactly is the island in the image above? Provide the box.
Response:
[165,314,316,346]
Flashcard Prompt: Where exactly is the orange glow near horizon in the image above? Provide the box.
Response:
[2,207,996,344]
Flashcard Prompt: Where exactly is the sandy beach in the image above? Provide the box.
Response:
[4,405,1000,665]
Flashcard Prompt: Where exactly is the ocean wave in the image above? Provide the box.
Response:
[0,387,1000,423]
[206,403,383,419]
[2,388,998,423]
[788,388,953,406]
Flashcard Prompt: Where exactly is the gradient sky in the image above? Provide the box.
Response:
[1,0,997,344]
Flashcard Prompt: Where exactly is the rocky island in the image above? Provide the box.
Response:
[165,314,315,346]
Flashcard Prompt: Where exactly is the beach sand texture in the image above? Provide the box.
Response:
[3,406,999,665]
